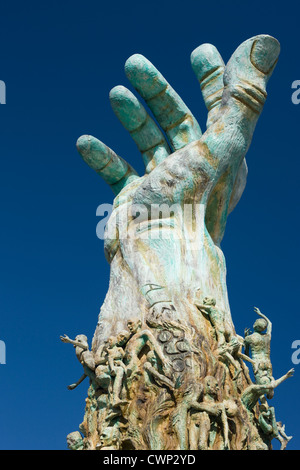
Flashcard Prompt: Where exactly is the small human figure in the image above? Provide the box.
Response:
[172,377,230,450]
[217,337,243,380]
[66,431,84,450]
[244,307,275,396]
[124,318,170,379]
[144,350,176,389]
[116,329,131,348]
[94,330,131,394]
[93,340,112,389]
[276,422,293,450]
[195,296,227,347]
[241,368,294,411]
[60,334,96,390]
[244,307,271,373]
[258,403,292,450]
[172,383,204,450]
[191,376,230,450]
[106,335,128,408]
[149,301,177,323]
[94,339,109,365]
[195,296,246,380]
[127,317,143,336]
[97,425,120,450]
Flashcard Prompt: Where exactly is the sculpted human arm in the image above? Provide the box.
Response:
[254,307,272,336]
[60,334,88,350]
[106,349,116,375]
[195,303,211,315]
[272,368,294,388]
[243,330,252,357]
[67,374,87,390]
[94,343,108,365]
[190,402,222,417]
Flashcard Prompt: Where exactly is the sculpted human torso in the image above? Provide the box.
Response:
[245,332,271,363]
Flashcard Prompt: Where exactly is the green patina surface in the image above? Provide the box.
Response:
[63,35,293,451]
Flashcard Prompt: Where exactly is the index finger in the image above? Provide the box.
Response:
[190,43,225,127]
[124,54,202,151]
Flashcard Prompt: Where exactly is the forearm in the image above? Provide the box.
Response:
[66,338,88,350]
[68,374,87,390]
[221,407,229,443]
[108,355,115,371]
[192,402,219,417]
[244,341,250,357]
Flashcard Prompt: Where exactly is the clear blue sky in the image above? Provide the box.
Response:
[0,0,299,450]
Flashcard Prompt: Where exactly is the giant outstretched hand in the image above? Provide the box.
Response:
[76,35,280,346]
[66,35,294,452]
[77,35,279,245]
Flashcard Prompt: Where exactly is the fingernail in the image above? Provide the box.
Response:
[76,135,110,170]
[125,54,167,99]
[250,35,280,74]
[76,135,91,155]
[190,44,224,82]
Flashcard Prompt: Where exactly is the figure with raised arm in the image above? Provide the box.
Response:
[258,403,292,450]
[241,368,294,411]
[244,307,275,396]
[124,318,171,379]
[60,334,96,390]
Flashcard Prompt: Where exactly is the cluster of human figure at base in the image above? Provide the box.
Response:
[61,293,294,451]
